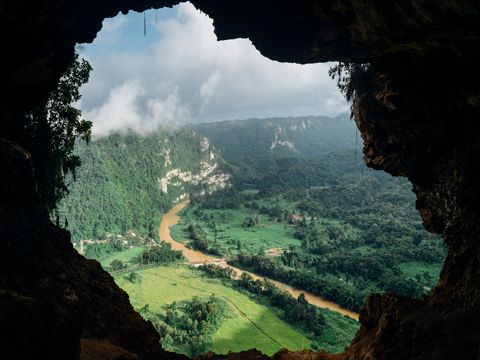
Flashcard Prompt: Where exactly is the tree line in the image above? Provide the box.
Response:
[196,264,326,337]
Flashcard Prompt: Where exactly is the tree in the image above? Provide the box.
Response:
[110,259,125,271]
[141,242,183,265]
[148,223,156,239]
[423,271,432,285]
[328,62,373,116]
[125,271,142,283]
[243,216,256,228]
[297,293,308,306]
[25,52,92,208]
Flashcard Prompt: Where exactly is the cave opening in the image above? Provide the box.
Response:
[54,3,447,358]
[1,1,477,360]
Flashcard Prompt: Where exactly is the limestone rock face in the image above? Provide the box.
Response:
[1,1,480,359]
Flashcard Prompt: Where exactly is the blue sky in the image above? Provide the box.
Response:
[78,2,347,136]
[81,8,175,56]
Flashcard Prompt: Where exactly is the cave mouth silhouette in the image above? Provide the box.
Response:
[76,3,346,136]
[65,5,448,358]
[1,1,479,359]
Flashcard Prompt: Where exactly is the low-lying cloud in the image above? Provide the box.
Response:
[79,2,348,137]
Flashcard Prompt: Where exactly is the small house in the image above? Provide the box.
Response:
[287,214,311,224]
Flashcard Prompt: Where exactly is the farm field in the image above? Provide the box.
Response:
[171,199,358,259]
[99,246,146,269]
[114,265,313,355]
[105,245,358,356]
[172,205,300,257]
[398,261,443,288]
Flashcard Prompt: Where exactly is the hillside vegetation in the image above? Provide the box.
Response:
[191,115,357,191]
[176,116,446,311]
[190,115,354,161]
[63,115,446,355]
[115,265,313,356]
[59,129,230,241]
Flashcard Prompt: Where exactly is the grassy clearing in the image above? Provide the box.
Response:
[240,189,260,195]
[236,286,359,354]
[99,245,358,355]
[172,200,360,259]
[113,265,313,355]
[352,245,376,255]
[99,246,146,269]
[398,261,443,287]
[173,207,300,256]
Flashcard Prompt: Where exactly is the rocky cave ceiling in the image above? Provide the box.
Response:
[1,1,480,359]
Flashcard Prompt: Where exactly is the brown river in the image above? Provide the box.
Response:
[160,201,359,321]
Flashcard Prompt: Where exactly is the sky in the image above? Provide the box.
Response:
[78,2,348,137]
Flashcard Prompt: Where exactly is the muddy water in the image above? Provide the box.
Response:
[160,201,359,321]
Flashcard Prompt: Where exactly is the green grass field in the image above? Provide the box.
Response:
[103,245,358,355]
[99,246,146,269]
[172,202,360,259]
[319,310,358,353]
[398,261,443,287]
[352,245,377,255]
[172,207,300,256]
[114,265,314,355]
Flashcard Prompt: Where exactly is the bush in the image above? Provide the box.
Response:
[110,259,126,271]
[141,241,184,265]
[144,296,228,357]
[242,216,256,228]
[197,264,236,279]
[125,271,142,283]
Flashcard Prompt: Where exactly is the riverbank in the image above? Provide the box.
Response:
[160,201,359,321]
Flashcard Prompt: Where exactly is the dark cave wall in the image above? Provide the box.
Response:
[0,140,179,360]
[345,51,480,359]
[1,1,480,359]
[2,1,479,117]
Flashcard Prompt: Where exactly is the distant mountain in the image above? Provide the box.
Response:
[61,115,360,240]
[189,114,356,163]
[189,114,364,192]
[59,129,230,241]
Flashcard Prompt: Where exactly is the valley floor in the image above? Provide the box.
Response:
[115,265,313,355]
[98,203,358,356]
[162,202,359,320]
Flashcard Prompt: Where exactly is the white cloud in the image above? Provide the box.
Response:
[80,2,348,137]
[86,81,190,136]
[102,16,128,33]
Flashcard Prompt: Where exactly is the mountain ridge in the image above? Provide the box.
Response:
[61,114,360,241]
[189,114,356,162]
[59,128,230,241]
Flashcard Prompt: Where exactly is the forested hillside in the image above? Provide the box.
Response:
[59,115,446,354]
[190,115,355,161]
[59,129,230,241]
[61,115,447,311]
[191,115,361,191]
[174,116,447,311]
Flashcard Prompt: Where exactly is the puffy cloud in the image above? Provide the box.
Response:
[79,2,348,137]
[102,16,128,33]
[84,81,190,136]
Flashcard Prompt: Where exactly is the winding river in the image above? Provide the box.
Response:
[160,201,359,321]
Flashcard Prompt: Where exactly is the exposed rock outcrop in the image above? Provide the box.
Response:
[344,53,480,359]
[0,139,178,359]
[1,1,480,359]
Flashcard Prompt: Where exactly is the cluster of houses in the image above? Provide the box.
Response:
[287,214,312,224]
[76,229,156,255]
